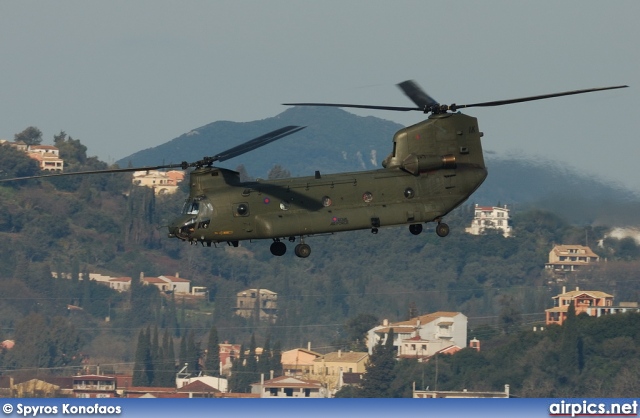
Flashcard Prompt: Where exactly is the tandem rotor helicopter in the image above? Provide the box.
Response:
[1,81,627,258]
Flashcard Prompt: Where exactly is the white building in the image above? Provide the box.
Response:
[250,375,328,398]
[366,311,467,357]
[465,204,512,237]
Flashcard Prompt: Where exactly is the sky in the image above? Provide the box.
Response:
[1,1,638,191]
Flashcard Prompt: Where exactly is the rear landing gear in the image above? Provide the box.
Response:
[436,222,450,237]
[409,224,423,235]
[270,240,287,256]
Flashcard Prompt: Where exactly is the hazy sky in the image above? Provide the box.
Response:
[1,1,638,191]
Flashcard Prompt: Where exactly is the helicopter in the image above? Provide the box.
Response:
[0,81,627,258]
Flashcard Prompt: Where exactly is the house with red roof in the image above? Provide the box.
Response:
[366,311,467,358]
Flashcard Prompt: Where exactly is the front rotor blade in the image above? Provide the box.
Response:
[454,85,629,110]
[282,103,421,112]
[0,162,188,183]
[397,80,439,108]
[213,125,306,162]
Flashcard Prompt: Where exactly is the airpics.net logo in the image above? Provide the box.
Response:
[549,400,638,417]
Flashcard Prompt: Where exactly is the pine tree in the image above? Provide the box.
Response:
[143,326,155,386]
[229,344,245,392]
[178,334,187,372]
[132,329,148,386]
[360,328,397,397]
[244,334,259,389]
[186,330,200,373]
[204,325,220,376]
[271,340,283,378]
[258,334,271,376]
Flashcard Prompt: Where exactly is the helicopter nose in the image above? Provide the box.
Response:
[168,216,197,240]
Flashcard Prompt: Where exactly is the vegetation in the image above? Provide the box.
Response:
[0,125,639,397]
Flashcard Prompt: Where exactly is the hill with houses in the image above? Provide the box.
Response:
[1,110,640,397]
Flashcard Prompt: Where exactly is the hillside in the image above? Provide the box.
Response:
[1,112,640,394]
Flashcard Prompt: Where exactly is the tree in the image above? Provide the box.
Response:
[132,329,148,386]
[14,126,42,146]
[0,144,39,179]
[267,164,291,179]
[204,325,220,376]
[360,328,397,397]
[344,313,378,351]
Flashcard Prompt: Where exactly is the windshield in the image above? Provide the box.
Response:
[182,197,214,218]
[182,199,200,215]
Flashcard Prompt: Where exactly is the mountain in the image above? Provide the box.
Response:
[117,106,398,179]
[117,107,640,225]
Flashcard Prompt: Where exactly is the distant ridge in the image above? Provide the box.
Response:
[117,107,640,225]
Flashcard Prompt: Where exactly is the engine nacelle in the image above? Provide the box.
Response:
[401,153,456,175]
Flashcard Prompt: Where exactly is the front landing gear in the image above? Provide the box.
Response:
[436,222,450,237]
[294,243,311,258]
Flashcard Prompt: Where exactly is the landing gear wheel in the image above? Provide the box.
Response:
[436,222,450,237]
[294,243,311,258]
[270,241,287,256]
[409,224,423,235]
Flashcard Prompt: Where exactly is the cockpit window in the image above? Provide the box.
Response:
[182,197,214,218]
[182,200,200,215]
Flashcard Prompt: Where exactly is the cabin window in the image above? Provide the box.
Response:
[235,203,249,216]
[404,188,415,199]
[322,196,332,207]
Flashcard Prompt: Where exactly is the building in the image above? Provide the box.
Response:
[397,335,462,360]
[465,204,512,237]
[132,170,185,195]
[141,273,191,294]
[545,245,600,273]
[27,145,64,171]
[219,342,241,376]
[545,286,639,325]
[367,311,467,357]
[234,288,278,322]
[311,351,368,393]
[72,375,117,398]
[250,375,328,398]
[281,346,323,378]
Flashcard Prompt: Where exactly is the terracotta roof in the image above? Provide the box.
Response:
[375,311,462,333]
[178,380,220,393]
[553,290,614,299]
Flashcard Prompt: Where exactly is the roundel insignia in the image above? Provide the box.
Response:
[263,197,271,204]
